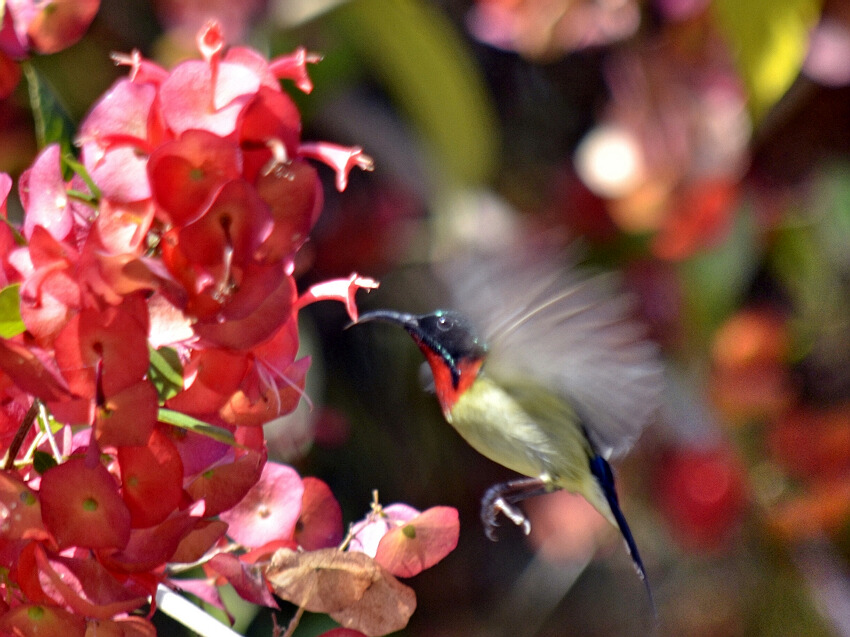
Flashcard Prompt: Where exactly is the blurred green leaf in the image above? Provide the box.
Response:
[770,163,850,360]
[148,346,184,402]
[0,284,25,339]
[330,0,499,185]
[158,408,237,446]
[22,61,76,156]
[813,162,850,256]
[679,205,759,343]
[713,0,821,121]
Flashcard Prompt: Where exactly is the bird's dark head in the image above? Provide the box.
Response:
[357,309,488,391]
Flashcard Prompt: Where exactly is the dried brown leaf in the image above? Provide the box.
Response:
[265,548,416,636]
[329,565,416,636]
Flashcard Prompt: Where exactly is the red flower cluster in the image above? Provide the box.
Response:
[0,21,386,633]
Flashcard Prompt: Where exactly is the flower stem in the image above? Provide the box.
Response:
[156,585,242,637]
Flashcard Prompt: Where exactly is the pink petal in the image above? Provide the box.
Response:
[165,348,249,415]
[97,506,201,573]
[0,471,47,541]
[0,172,12,215]
[83,144,152,204]
[0,339,71,403]
[297,142,374,191]
[294,273,379,322]
[95,379,159,448]
[374,506,460,578]
[184,449,266,517]
[196,20,224,63]
[254,159,321,261]
[33,547,148,619]
[117,428,185,528]
[25,0,100,55]
[147,129,243,227]
[295,477,344,550]
[111,49,169,85]
[348,502,419,558]
[170,518,228,564]
[219,462,304,548]
[77,78,156,148]
[20,144,73,241]
[93,199,155,255]
[208,552,278,608]
[53,302,150,399]
[268,47,322,94]
[158,60,258,137]
[192,271,297,349]
[167,579,228,617]
[177,178,273,268]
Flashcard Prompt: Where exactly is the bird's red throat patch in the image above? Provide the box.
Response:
[420,348,483,417]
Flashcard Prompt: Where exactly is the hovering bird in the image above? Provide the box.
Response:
[357,249,663,608]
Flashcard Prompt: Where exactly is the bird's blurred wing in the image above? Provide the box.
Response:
[440,249,663,460]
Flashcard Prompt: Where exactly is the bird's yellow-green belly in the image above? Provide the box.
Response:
[447,376,590,486]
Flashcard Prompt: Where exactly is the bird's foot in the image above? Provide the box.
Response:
[493,496,531,536]
[481,496,502,541]
[481,478,548,541]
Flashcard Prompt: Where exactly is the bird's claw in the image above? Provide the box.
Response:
[482,494,531,541]
[494,497,532,534]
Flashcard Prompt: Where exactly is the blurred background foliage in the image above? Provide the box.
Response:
[6,0,850,635]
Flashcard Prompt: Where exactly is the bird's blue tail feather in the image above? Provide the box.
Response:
[589,454,657,619]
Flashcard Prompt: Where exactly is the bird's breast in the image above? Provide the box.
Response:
[448,375,590,485]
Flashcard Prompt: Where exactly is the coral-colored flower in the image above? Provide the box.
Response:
[147,130,243,226]
[39,455,132,550]
[117,428,185,528]
[295,477,344,551]
[0,471,47,541]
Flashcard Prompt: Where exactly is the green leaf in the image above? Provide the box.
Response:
[769,163,850,360]
[0,284,25,339]
[330,0,499,185]
[63,154,101,203]
[158,408,237,446]
[713,0,821,122]
[148,346,184,402]
[679,204,759,343]
[0,215,26,246]
[22,61,77,156]
[32,450,58,474]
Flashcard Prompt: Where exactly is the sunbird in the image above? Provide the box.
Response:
[357,249,663,608]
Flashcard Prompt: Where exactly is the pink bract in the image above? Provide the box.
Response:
[219,461,304,547]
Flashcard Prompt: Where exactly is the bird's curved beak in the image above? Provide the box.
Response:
[355,310,421,335]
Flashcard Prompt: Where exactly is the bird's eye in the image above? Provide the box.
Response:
[436,315,450,330]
